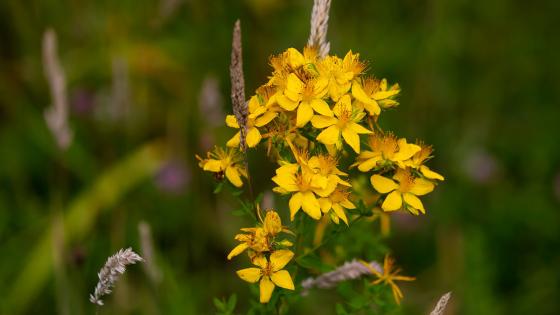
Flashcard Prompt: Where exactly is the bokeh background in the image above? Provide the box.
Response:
[1,0,559,314]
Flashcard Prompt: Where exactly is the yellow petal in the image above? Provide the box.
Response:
[203,159,222,172]
[270,249,294,271]
[246,127,262,148]
[248,95,261,112]
[264,211,282,235]
[225,166,243,187]
[410,178,435,196]
[311,115,337,129]
[286,48,305,69]
[310,174,328,189]
[286,73,304,94]
[277,94,299,111]
[382,191,403,211]
[332,204,349,225]
[318,198,332,213]
[420,165,445,181]
[348,122,372,135]
[357,157,380,172]
[314,176,338,197]
[313,77,329,96]
[316,125,340,145]
[237,268,262,283]
[333,94,352,118]
[340,199,356,209]
[370,175,398,193]
[362,100,381,116]
[226,115,240,128]
[342,128,361,153]
[249,105,267,118]
[393,140,421,161]
[254,111,278,127]
[351,81,369,100]
[310,99,333,117]
[259,276,275,303]
[271,270,295,290]
[226,132,240,147]
[403,192,425,214]
[252,255,268,269]
[227,243,249,260]
[301,191,322,220]
[373,88,400,100]
[272,174,298,192]
[289,192,303,220]
[296,102,314,127]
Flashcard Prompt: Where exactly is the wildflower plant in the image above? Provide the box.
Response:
[198,1,444,312]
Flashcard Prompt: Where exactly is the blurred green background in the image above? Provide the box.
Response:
[1,0,559,314]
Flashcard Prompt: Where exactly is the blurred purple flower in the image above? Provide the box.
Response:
[392,211,423,231]
[198,75,224,128]
[71,88,96,115]
[155,160,190,194]
[463,149,498,184]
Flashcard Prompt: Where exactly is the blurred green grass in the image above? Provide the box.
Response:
[0,0,559,314]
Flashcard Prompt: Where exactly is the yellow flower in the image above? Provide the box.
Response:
[362,255,415,305]
[196,146,247,187]
[227,210,291,260]
[228,227,269,260]
[267,47,318,88]
[311,94,372,153]
[370,169,435,215]
[318,51,365,101]
[277,73,333,127]
[400,143,445,181]
[353,133,420,172]
[236,250,295,303]
[318,187,356,225]
[352,78,400,116]
[306,154,351,187]
[226,95,278,148]
[272,162,337,220]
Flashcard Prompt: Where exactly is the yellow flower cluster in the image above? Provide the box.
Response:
[196,46,444,304]
[229,210,295,303]
[353,134,444,215]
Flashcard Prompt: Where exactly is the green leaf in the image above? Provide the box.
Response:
[336,303,350,315]
[226,294,237,312]
[213,297,226,311]
[213,181,224,194]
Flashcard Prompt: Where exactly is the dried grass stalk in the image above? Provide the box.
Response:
[308,0,332,58]
[429,292,452,315]
[89,247,143,306]
[138,221,163,284]
[229,20,248,151]
[43,28,73,150]
[301,259,382,295]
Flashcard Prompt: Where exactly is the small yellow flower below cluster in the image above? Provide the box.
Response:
[362,255,415,305]
[237,250,295,303]
[227,210,292,260]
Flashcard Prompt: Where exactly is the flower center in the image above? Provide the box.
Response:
[295,172,311,192]
[398,173,415,193]
[336,109,352,129]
